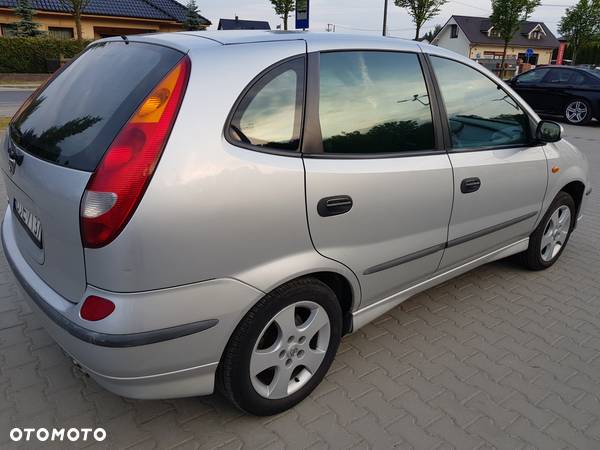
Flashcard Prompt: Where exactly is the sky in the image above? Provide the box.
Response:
[179,0,579,38]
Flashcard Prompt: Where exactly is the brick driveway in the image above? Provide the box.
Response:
[1,123,599,449]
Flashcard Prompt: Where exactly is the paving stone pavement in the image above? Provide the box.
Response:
[0,122,599,449]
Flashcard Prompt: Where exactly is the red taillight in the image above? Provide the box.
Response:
[81,56,191,248]
[80,296,115,321]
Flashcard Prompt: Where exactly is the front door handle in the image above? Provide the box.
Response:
[460,177,481,194]
[318,195,353,217]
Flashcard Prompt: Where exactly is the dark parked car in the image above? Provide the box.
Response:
[509,66,600,125]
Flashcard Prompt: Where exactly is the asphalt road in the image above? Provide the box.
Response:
[0,89,34,117]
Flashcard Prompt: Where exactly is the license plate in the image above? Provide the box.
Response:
[13,198,43,248]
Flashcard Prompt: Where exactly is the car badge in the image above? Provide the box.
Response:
[7,140,23,175]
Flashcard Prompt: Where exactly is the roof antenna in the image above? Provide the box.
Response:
[120,35,129,44]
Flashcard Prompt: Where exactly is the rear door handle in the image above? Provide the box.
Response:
[317,195,353,217]
[460,177,481,194]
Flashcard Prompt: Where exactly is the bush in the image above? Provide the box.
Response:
[0,36,91,73]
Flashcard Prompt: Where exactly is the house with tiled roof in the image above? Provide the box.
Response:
[0,0,211,39]
[432,15,559,66]
[218,17,270,31]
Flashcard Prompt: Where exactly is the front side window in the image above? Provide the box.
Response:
[431,56,531,150]
[228,57,305,151]
[517,68,550,84]
[319,51,435,155]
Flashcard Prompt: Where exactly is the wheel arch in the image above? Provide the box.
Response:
[307,272,355,335]
[560,180,586,221]
[257,271,356,336]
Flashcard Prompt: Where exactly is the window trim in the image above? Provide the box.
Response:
[223,54,307,157]
[302,49,445,160]
[425,54,541,154]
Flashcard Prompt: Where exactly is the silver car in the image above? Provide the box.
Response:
[1,31,591,415]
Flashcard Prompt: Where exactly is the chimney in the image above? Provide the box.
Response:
[235,15,239,21]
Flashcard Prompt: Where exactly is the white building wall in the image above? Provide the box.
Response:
[432,18,470,57]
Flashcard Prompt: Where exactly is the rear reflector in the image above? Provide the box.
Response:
[80,55,191,248]
[80,296,115,321]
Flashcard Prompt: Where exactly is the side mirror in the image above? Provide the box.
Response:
[536,120,562,143]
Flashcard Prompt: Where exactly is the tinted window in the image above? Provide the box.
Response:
[431,56,531,149]
[583,69,600,83]
[517,68,550,83]
[547,69,576,84]
[229,57,305,151]
[11,41,183,171]
[571,72,588,85]
[319,51,435,154]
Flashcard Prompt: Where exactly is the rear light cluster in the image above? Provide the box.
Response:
[80,56,191,248]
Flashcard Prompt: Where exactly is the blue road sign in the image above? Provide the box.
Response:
[296,0,309,29]
[525,48,534,58]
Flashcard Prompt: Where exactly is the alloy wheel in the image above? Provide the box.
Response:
[540,205,571,262]
[250,301,331,399]
[565,101,588,124]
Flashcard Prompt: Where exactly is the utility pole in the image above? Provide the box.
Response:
[382,0,388,36]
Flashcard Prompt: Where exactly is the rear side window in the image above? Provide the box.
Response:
[547,69,576,84]
[431,56,531,150]
[10,41,183,171]
[228,57,305,152]
[319,51,435,155]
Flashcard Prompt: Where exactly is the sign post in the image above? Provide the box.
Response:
[296,0,309,30]
[556,42,566,65]
[525,47,534,64]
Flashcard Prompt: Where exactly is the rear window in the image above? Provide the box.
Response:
[10,41,183,171]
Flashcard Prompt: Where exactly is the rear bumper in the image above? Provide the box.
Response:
[2,210,264,399]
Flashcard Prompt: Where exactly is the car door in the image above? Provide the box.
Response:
[303,50,454,306]
[541,68,579,114]
[511,68,551,111]
[429,56,548,270]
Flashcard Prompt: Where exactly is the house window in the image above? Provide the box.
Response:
[0,23,16,37]
[48,27,74,39]
[450,24,458,39]
[530,30,541,40]
[488,28,501,38]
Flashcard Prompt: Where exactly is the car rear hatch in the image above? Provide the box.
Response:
[1,40,185,302]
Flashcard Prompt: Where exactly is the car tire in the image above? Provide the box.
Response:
[217,277,342,416]
[521,191,576,270]
[564,98,593,125]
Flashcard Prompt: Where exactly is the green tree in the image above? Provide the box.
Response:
[490,0,541,78]
[394,0,447,40]
[422,24,442,42]
[559,0,600,64]
[270,0,295,31]
[58,0,90,42]
[183,0,204,31]
[13,0,43,37]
